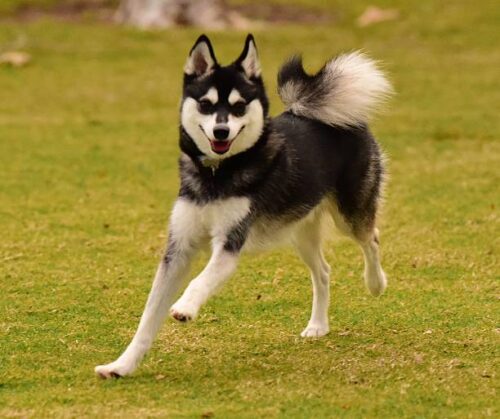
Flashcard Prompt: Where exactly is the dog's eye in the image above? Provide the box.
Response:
[231,101,246,116]
[198,100,214,114]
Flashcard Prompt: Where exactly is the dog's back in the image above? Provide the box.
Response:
[270,112,384,238]
[95,35,393,379]
[271,51,391,238]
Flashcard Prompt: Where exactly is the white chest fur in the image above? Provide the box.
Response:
[171,197,251,246]
[171,197,333,252]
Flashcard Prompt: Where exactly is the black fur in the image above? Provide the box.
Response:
[179,35,384,251]
[277,55,336,117]
[180,115,383,237]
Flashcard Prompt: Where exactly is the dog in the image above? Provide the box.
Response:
[95,34,392,378]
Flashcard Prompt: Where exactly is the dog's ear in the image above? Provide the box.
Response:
[184,35,218,77]
[234,34,261,79]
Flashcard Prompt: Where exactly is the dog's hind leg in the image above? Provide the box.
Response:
[357,228,387,297]
[293,217,331,338]
[330,203,387,297]
[95,199,202,379]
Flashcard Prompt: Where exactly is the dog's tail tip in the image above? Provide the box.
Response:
[277,54,307,86]
[277,51,393,128]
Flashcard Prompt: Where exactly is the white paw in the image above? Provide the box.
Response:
[170,299,198,322]
[95,360,135,379]
[300,324,330,338]
[365,268,387,297]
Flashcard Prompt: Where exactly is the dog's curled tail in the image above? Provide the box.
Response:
[277,52,393,128]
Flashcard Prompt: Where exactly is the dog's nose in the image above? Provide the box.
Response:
[213,127,230,140]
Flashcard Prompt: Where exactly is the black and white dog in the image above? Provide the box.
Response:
[96,34,392,378]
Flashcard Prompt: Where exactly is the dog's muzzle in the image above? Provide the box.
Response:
[213,126,230,140]
[199,124,245,155]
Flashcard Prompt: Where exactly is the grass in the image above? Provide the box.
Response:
[1,0,499,417]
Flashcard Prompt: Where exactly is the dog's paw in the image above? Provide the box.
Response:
[95,361,134,379]
[365,268,387,297]
[170,300,198,323]
[300,324,329,338]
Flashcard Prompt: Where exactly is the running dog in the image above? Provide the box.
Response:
[95,34,392,378]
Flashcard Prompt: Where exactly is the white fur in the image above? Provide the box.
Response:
[327,202,387,297]
[169,197,251,321]
[181,95,264,160]
[170,248,239,321]
[95,261,184,378]
[292,210,331,337]
[360,235,387,297]
[227,100,264,155]
[95,195,387,378]
[201,87,218,104]
[279,51,393,127]
[228,88,244,105]
[179,196,250,239]
[243,200,330,252]
[181,98,216,156]
[95,199,203,379]
[95,197,250,378]
[95,43,390,380]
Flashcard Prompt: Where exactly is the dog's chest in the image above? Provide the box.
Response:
[175,196,330,252]
[181,197,251,239]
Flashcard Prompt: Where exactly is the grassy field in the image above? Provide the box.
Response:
[1,0,499,417]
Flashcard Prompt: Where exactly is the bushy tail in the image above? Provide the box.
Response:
[278,52,393,128]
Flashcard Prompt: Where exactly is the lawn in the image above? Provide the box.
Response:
[1,0,499,417]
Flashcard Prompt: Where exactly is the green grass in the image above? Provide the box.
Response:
[1,0,499,417]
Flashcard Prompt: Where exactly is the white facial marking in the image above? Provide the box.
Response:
[228,89,244,105]
[226,99,264,155]
[181,97,217,155]
[181,94,264,160]
[201,87,218,104]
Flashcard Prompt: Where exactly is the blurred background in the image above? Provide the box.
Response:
[1,1,498,417]
[0,0,409,29]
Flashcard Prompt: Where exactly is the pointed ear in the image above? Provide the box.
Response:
[235,34,261,79]
[184,35,217,77]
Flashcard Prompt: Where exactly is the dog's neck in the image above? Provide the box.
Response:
[199,155,220,174]
[177,123,285,201]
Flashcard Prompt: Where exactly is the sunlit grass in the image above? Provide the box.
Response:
[1,0,499,417]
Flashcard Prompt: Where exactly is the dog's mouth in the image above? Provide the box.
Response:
[199,125,245,155]
[210,140,232,154]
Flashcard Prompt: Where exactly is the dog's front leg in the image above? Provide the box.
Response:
[170,197,251,321]
[170,243,240,322]
[94,246,194,379]
[95,199,201,379]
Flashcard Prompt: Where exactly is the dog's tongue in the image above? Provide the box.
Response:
[210,140,231,154]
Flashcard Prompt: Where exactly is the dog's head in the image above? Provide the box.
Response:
[181,34,269,160]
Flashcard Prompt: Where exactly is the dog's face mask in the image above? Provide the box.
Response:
[181,34,268,160]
